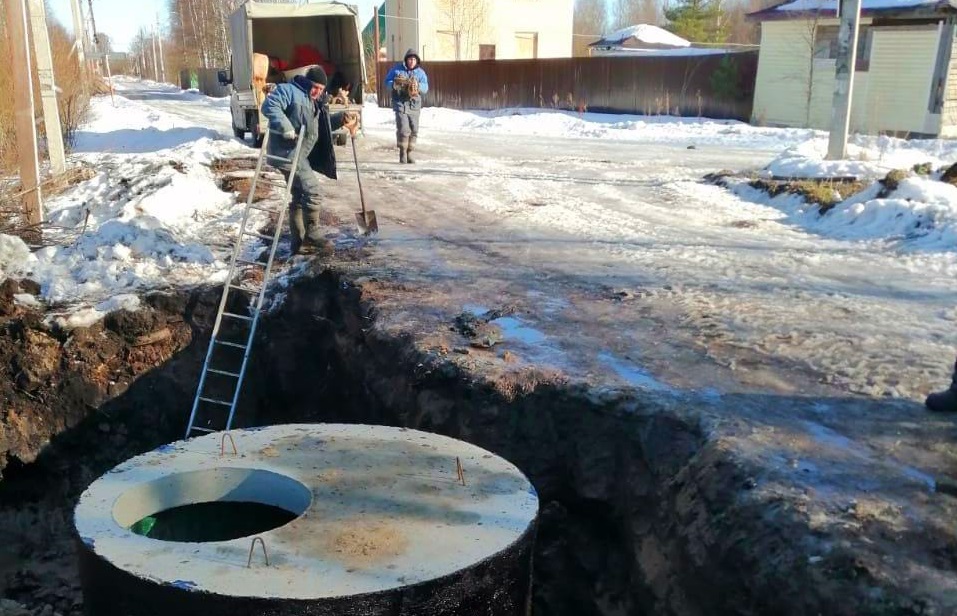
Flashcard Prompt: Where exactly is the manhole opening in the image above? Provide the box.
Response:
[130,501,298,542]
[113,467,311,543]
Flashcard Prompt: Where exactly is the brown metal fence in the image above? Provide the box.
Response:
[377,51,758,121]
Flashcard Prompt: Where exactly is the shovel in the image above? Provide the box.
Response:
[350,133,378,235]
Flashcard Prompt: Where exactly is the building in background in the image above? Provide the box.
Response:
[749,0,957,136]
[588,24,690,55]
[384,0,573,61]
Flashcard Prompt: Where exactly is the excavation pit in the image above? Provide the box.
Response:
[74,424,539,616]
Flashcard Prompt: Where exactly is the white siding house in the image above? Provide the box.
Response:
[384,0,573,62]
[748,0,957,136]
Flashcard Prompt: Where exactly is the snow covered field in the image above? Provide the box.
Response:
[0,78,954,401]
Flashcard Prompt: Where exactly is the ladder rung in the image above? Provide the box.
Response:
[199,397,232,407]
[215,340,248,349]
[235,258,265,267]
[249,203,281,213]
[223,311,254,322]
[229,283,261,293]
[266,154,292,163]
[190,426,216,433]
[242,230,275,241]
[208,368,241,378]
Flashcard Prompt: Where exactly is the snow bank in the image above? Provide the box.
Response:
[363,104,817,150]
[1,89,266,327]
[765,135,957,179]
[732,175,957,251]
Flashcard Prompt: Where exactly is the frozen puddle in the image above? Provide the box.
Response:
[597,352,672,391]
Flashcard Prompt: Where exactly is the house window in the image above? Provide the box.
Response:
[480,44,496,60]
[814,25,872,71]
[515,32,538,59]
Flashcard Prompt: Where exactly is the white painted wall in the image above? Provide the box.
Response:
[388,0,573,62]
[752,18,943,135]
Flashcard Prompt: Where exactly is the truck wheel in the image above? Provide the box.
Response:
[253,131,265,149]
[232,126,245,140]
[334,133,347,146]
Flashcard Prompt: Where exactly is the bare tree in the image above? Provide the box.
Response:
[725,0,761,44]
[611,0,660,29]
[435,0,490,60]
[574,0,607,56]
[799,8,825,127]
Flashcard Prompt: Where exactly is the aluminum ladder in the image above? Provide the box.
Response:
[185,127,306,439]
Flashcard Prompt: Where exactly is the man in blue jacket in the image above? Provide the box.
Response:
[385,49,429,164]
[261,65,358,255]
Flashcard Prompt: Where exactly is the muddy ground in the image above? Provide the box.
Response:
[0,254,956,615]
[2,129,957,614]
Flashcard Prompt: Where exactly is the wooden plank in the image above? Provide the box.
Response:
[28,0,66,176]
[4,0,42,226]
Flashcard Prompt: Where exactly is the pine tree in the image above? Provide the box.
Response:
[664,0,729,44]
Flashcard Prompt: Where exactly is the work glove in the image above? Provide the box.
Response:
[342,112,360,136]
[282,129,296,141]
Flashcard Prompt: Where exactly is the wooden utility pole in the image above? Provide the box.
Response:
[69,0,86,65]
[4,0,43,225]
[826,0,862,160]
[86,0,101,75]
[373,5,381,99]
[28,0,66,176]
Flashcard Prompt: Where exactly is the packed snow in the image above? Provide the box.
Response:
[1,74,954,394]
[362,104,819,149]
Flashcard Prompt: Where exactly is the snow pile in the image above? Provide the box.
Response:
[728,134,957,250]
[765,135,957,179]
[2,90,269,326]
[823,177,957,249]
[0,235,35,276]
[363,104,817,149]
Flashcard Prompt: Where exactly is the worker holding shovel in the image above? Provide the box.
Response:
[385,49,429,164]
[261,65,359,255]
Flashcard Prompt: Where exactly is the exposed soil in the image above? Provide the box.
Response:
[0,260,956,616]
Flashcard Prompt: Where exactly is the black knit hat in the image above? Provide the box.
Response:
[304,65,328,86]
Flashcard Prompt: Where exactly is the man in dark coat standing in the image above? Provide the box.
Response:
[385,49,429,164]
[261,65,358,254]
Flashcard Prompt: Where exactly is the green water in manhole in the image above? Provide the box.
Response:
[130,502,298,542]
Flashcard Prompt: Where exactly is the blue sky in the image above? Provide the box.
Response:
[49,0,379,52]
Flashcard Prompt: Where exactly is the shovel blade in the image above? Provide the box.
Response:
[355,210,378,235]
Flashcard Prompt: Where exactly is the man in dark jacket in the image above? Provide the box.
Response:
[385,49,429,164]
[261,65,358,255]
[927,357,957,412]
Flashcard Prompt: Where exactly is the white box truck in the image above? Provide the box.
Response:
[220,1,366,146]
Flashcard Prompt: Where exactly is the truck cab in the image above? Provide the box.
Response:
[221,1,366,146]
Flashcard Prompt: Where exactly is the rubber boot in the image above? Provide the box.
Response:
[926,359,957,413]
[399,142,408,164]
[288,206,305,256]
[407,136,416,164]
